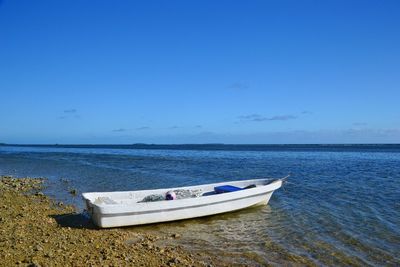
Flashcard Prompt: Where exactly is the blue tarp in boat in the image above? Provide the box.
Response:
[214,185,243,194]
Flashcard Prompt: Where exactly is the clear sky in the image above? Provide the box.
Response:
[0,0,399,144]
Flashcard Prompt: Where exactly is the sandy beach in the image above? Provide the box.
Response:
[0,176,217,267]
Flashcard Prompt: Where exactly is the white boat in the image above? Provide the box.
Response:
[82,178,284,228]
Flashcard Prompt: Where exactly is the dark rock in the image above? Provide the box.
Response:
[167,257,180,266]
[69,189,77,196]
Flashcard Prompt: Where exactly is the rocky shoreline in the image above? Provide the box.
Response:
[0,176,215,267]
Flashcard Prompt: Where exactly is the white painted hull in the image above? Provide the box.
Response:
[83,178,282,228]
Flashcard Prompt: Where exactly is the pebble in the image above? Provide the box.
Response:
[171,233,181,239]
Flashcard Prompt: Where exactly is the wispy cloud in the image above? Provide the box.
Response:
[147,128,400,144]
[228,82,249,90]
[64,109,77,113]
[301,110,313,115]
[57,108,80,120]
[195,125,202,128]
[269,115,297,121]
[239,114,297,122]
[239,114,263,121]
[112,128,128,132]
[136,126,150,130]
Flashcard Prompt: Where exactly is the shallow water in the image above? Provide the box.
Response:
[0,145,399,266]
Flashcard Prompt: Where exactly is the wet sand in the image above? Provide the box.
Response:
[0,176,216,267]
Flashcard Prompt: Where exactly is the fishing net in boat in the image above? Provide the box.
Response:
[174,189,203,199]
[139,189,203,202]
[139,194,165,202]
[93,197,119,205]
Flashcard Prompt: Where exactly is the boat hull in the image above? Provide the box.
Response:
[83,179,282,228]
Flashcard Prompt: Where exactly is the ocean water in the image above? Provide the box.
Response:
[0,145,399,266]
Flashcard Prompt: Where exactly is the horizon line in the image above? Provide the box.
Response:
[1,143,399,146]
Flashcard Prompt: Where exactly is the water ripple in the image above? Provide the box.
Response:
[0,145,399,266]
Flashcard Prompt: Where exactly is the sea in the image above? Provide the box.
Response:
[0,144,399,266]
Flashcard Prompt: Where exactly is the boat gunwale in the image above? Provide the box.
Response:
[82,178,276,198]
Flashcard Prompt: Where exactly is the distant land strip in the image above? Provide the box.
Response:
[1,143,400,152]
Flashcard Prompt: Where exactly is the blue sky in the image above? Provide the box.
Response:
[0,0,399,144]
